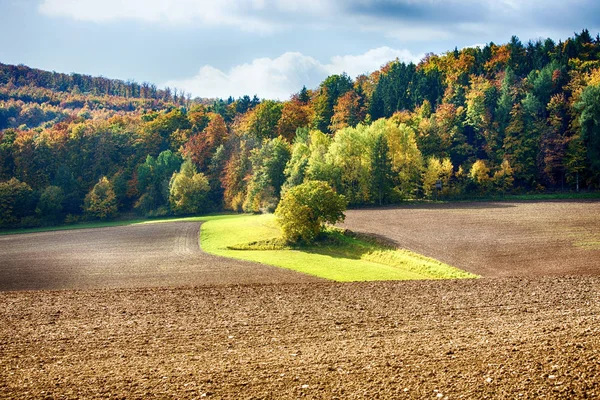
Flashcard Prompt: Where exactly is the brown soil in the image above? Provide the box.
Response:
[1,278,599,399]
[342,200,600,277]
[2,202,600,398]
[0,222,321,291]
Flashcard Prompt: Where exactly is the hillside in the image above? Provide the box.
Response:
[1,29,600,227]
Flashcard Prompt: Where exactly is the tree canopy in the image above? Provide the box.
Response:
[2,30,600,227]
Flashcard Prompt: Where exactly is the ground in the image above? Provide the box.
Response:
[342,200,600,277]
[1,278,599,398]
[0,221,320,291]
[1,200,600,398]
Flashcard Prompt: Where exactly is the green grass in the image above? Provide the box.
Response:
[200,213,478,282]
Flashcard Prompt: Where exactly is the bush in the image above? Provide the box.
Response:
[275,180,346,244]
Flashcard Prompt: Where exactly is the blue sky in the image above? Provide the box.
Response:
[0,0,598,99]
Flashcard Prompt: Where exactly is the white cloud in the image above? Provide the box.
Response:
[328,47,421,77]
[162,47,421,100]
[38,0,595,49]
[38,0,334,31]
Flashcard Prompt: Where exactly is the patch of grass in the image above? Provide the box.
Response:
[201,213,478,282]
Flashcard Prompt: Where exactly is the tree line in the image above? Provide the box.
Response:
[1,30,600,227]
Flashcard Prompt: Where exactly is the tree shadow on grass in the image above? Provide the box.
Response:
[226,228,378,261]
[270,229,396,261]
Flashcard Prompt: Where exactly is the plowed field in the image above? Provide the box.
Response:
[0,222,321,291]
[342,200,600,277]
[1,201,600,398]
[1,278,599,398]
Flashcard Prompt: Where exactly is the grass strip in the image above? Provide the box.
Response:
[200,213,478,282]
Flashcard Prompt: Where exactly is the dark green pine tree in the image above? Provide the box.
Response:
[298,85,310,104]
[370,135,394,205]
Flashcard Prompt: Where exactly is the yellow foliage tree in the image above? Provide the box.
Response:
[493,159,515,194]
[469,160,491,193]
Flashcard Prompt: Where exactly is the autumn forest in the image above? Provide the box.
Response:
[1,30,600,227]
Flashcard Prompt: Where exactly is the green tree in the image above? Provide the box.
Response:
[496,67,517,133]
[169,159,210,215]
[53,165,82,215]
[503,101,540,186]
[84,177,117,219]
[327,124,375,204]
[370,134,394,205]
[206,144,227,210]
[565,133,587,191]
[541,94,569,187]
[136,150,182,214]
[0,178,33,226]
[369,61,416,119]
[282,128,311,191]
[142,108,191,152]
[242,100,284,140]
[243,137,291,213]
[312,74,353,133]
[576,84,600,177]
[36,185,65,220]
[464,76,499,162]
[275,181,346,244]
[305,130,340,189]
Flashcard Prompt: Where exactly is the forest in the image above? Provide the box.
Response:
[1,30,600,227]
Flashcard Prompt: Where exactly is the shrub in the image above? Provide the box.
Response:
[275,180,346,244]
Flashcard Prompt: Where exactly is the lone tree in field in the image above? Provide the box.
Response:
[275,180,346,244]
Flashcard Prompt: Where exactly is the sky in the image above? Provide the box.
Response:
[0,0,598,100]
